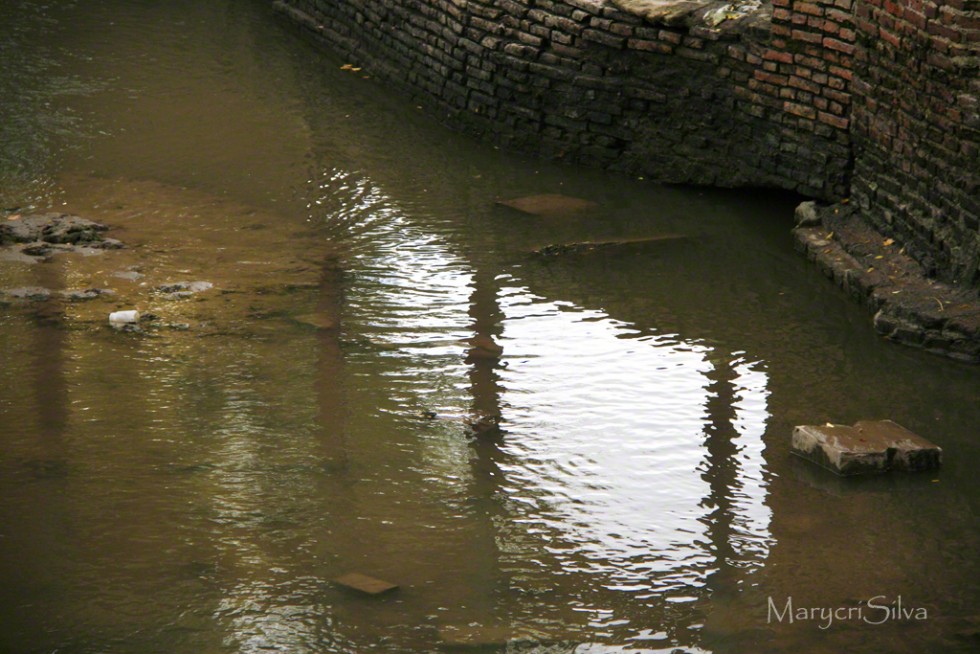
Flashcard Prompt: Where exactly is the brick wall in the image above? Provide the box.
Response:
[850,0,979,286]
[274,0,979,287]
[275,0,853,198]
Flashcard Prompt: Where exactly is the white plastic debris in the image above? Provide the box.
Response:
[109,309,140,325]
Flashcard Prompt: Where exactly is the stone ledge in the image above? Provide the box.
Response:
[792,201,980,364]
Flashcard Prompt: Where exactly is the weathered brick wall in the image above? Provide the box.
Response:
[274,0,853,198]
[274,0,979,286]
[850,0,979,286]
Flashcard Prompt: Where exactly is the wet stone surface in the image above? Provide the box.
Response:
[793,201,980,363]
[1,213,124,260]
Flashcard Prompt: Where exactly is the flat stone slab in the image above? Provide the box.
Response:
[333,572,398,595]
[438,625,520,648]
[791,420,942,476]
[496,194,597,217]
[292,313,336,330]
[532,234,686,256]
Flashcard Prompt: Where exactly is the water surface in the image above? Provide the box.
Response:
[1,1,978,652]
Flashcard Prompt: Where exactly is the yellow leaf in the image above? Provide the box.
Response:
[883,238,894,246]
[875,255,884,259]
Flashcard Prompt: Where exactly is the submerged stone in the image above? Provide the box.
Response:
[292,313,336,330]
[155,280,214,300]
[791,420,942,476]
[438,625,520,648]
[333,572,398,595]
[466,334,503,360]
[63,288,115,302]
[533,234,687,256]
[496,193,597,216]
[2,286,52,301]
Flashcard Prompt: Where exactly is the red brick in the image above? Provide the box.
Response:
[879,26,902,47]
[627,39,673,54]
[790,74,823,93]
[819,111,850,129]
[784,101,817,119]
[765,48,795,63]
[792,29,825,43]
[756,70,790,85]
[824,87,851,104]
[824,36,857,54]
[794,1,825,16]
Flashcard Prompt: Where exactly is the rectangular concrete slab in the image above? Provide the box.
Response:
[791,420,942,475]
[333,572,398,595]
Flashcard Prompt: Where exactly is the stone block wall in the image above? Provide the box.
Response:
[274,0,979,288]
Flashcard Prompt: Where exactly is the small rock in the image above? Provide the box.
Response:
[155,280,213,295]
[155,280,214,300]
[113,269,144,281]
[791,420,942,475]
[333,572,398,595]
[2,287,51,301]
[63,288,114,302]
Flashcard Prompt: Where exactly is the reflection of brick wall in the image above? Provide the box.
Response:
[850,0,979,286]
[275,0,978,287]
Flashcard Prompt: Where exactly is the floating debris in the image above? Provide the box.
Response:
[791,420,942,476]
[109,309,140,325]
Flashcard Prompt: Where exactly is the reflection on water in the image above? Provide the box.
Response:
[1,1,979,653]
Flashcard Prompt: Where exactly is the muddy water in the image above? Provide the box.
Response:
[0,1,978,652]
